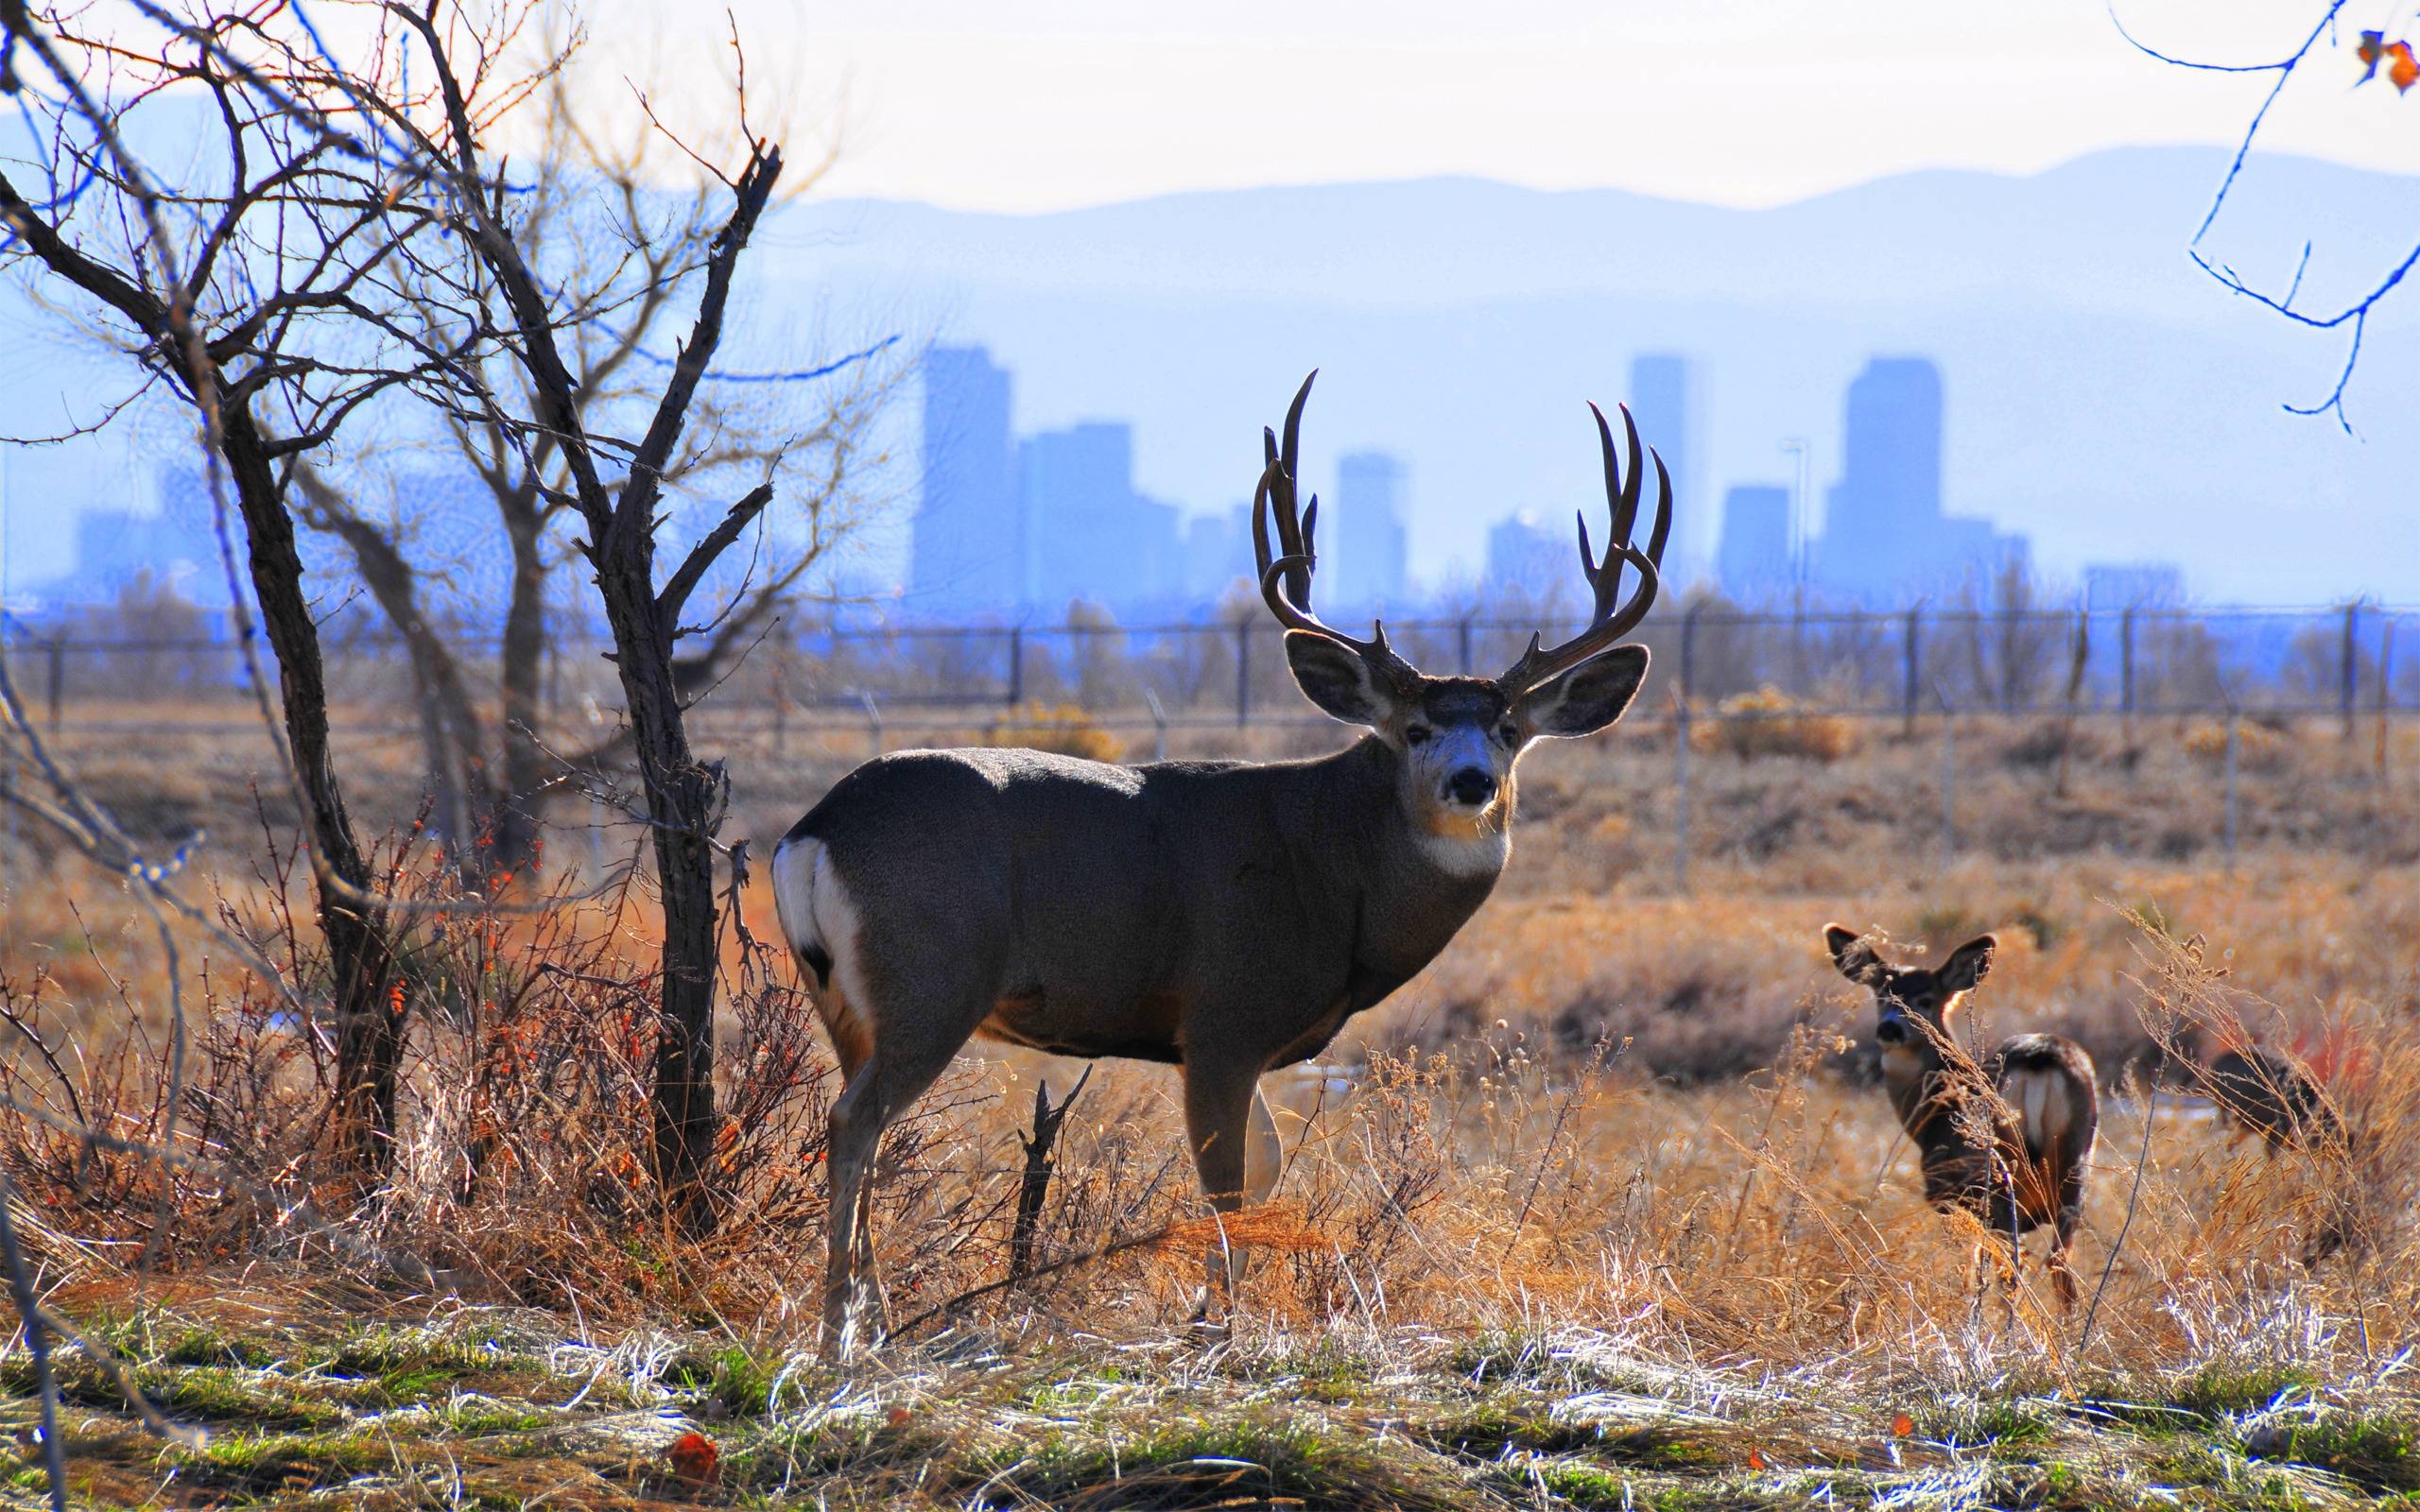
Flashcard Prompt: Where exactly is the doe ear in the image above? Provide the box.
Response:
[1285,630,1397,727]
[1824,923,1889,988]
[1514,644,1650,739]
[1939,934,1998,992]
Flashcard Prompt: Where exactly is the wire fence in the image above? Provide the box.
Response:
[1,602,2413,731]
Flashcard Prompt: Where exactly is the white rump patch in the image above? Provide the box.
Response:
[2004,1067,2071,1148]
[769,837,871,1008]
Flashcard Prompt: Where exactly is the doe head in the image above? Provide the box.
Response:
[1824,923,1997,1065]
[1256,370,1667,837]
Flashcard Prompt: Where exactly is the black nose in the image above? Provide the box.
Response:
[1876,1016,1909,1046]
[1446,767,1497,806]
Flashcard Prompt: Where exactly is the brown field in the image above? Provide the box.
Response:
[1,706,2416,1506]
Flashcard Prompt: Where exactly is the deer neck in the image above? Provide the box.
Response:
[1310,734,1512,891]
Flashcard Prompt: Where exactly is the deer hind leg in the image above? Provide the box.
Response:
[1243,1082,1282,1207]
[822,1066,886,1360]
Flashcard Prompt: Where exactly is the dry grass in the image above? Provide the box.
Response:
[1,713,2417,1505]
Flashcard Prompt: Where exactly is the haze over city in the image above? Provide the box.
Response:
[6,0,2417,610]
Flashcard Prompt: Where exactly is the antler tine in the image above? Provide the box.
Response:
[1251,372,1413,674]
[1496,401,1677,697]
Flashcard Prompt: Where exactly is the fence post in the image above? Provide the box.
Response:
[1679,601,1701,707]
[859,690,883,759]
[1672,690,1690,893]
[2342,603,2360,738]
[2379,620,2398,786]
[1937,686,1956,872]
[1457,616,1474,677]
[1901,607,1921,736]
[1007,626,1024,709]
[2222,699,2239,868]
[44,637,62,732]
[2119,608,2135,716]
[1143,687,1168,764]
[1234,619,1252,727]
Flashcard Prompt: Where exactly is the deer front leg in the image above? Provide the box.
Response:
[1184,1059,1262,1329]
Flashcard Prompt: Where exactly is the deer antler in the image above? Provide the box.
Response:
[1495,402,1672,697]
[1253,371,1419,679]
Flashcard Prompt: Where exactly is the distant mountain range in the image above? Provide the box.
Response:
[753,146,2420,606]
[4,145,2414,606]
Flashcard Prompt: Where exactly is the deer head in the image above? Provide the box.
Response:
[1256,372,1668,848]
[1825,924,1998,1069]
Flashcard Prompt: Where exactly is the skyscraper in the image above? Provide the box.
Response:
[1330,451,1409,610]
[1484,512,1567,605]
[1183,505,1253,605]
[910,346,1019,614]
[1627,354,1692,558]
[1716,484,1792,602]
[1813,356,2027,604]
[1020,422,1181,615]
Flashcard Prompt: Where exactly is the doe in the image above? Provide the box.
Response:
[1824,926,2099,1307]
[776,373,1674,1353]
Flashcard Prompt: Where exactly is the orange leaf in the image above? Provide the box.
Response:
[667,1430,720,1485]
[2389,41,2418,92]
[1893,1413,1915,1436]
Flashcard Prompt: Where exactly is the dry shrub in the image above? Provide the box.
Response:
[983,701,1124,762]
[2183,717,2289,771]
[1693,685,1859,763]
[0,837,1009,1327]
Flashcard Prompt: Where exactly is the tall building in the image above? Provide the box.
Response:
[1330,451,1409,610]
[910,346,1020,615]
[1183,505,1252,605]
[1020,422,1181,616]
[1814,356,2028,605]
[1484,512,1567,604]
[1627,354,1692,563]
[1716,484,1792,602]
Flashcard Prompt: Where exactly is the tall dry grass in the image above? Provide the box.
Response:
[0,713,2411,1417]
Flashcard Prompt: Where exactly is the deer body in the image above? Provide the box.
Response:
[2204,1047,2343,1156]
[776,739,1500,1077]
[1828,927,2100,1306]
[779,373,1672,1354]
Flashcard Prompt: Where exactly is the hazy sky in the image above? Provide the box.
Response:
[585,0,2420,210]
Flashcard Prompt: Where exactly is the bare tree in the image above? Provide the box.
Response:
[2117,5,2420,428]
[293,70,892,876]
[322,2,848,1226]
[0,0,486,1167]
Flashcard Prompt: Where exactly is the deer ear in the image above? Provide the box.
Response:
[1285,630,1396,727]
[1825,923,1888,987]
[1514,645,1649,738]
[1940,934,1997,991]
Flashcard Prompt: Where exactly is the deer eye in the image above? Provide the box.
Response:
[1498,724,1520,746]
[1405,725,1433,747]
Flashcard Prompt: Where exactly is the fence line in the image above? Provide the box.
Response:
[4,602,2419,729]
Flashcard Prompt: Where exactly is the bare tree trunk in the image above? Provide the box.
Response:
[591,533,725,1227]
[295,469,499,879]
[493,496,550,875]
[220,416,401,1167]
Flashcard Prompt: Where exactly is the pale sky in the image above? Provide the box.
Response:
[579,0,2420,211]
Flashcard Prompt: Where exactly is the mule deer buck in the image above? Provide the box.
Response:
[1824,926,2100,1307]
[774,372,1671,1353]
